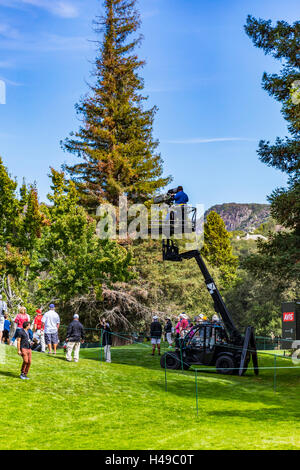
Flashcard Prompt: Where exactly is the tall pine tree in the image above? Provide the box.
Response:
[62,0,171,210]
[244,16,300,286]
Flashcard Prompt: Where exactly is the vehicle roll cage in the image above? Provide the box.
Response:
[179,322,228,350]
[151,204,197,235]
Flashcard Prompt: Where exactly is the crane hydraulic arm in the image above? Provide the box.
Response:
[163,239,259,375]
[162,239,242,344]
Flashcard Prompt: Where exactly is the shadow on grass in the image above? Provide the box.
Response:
[147,366,288,409]
[52,355,68,362]
[0,370,20,379]
[79,346,300,396]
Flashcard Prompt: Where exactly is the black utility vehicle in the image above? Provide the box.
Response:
[160,240,259,376]
[161,321,253,374]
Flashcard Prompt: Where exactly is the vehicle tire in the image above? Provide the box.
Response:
[216,355,235,375]
[233,355,242,375]
[160,352,181,370]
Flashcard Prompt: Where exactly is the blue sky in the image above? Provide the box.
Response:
[0,0,298,209]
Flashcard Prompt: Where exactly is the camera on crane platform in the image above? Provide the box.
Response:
[153,187,179,205]
[152,187,197,235]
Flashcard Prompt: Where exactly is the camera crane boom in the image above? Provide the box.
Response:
[163,239,242,344]
[153,186,259,375]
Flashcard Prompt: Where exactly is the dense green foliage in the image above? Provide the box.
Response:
[0,344,299,450]
[253,218,278,236]
[0,160,131,324]
[62,0,171,210]
[244,16,300,289]
[130,239,225,321]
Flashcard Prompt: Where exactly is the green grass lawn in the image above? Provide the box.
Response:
[0,342,299,450]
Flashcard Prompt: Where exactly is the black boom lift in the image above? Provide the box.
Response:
[160,239,259,376]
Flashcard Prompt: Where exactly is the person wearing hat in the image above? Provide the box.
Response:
[42,304,60,355]
[179,313,189,331]
[212,314,220,323]
[150,316,162,356]
[0,294,8,343]
[33,308,45,353]
[65,314,85,363]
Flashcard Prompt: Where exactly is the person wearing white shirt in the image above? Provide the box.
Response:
[42,304,60,355]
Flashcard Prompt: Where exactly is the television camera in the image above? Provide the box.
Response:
[153,187,179,205]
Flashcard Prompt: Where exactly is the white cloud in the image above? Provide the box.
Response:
[164,137,256,144]
[22,0,79,18]
[0,23,20,39]
[0,60,14,68]
[0,0,79,18]
[0,33,89,52]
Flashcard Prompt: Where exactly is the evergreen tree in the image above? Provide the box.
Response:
[62,0,171,210]
[0,157,19,246]
[21,186,45,253]
[201,211,238,287]
[244,16,300,286]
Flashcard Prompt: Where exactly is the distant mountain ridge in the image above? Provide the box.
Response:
[205,203,270,232]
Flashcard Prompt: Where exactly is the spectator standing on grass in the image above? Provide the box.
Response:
[42,304,60,355]
[2,314,10,344]
[66,314,85,363]
[11,307,30,346]
[17,321,32,380]
[175,313,189,348]
[0,295,8,343]
[100,318,112,363]
[164,318,173,348]
[33,309,45,353]
[150,316,162,356]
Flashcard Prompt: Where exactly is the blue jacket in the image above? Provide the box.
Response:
[174,191,189,204]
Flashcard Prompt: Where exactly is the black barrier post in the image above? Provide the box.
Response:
[164,353,167,392]
[274,355,277,393]
[100,328,103,362]
[180,340,183,372]
[195,369,199,417]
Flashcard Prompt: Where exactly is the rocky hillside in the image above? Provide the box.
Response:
[205,203,270,232]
